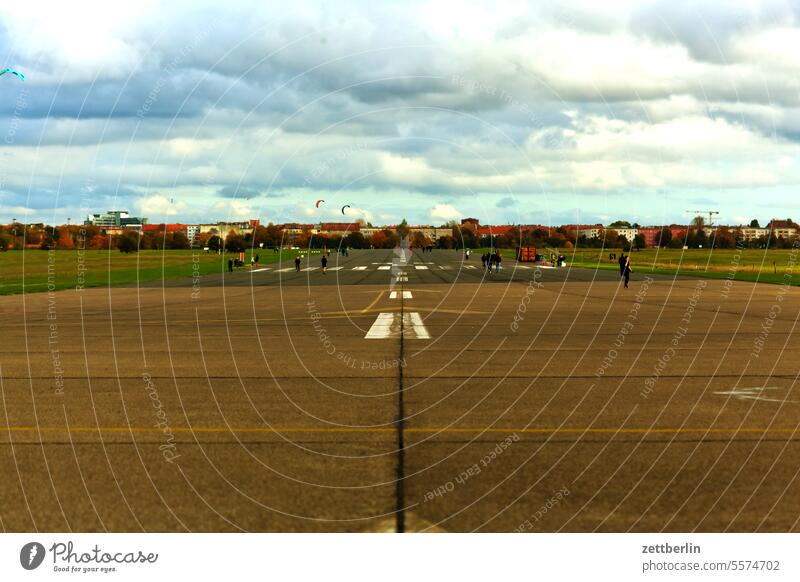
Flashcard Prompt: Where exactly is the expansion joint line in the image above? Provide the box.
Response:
[395,274,407,533]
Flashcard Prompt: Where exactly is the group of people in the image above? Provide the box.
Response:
[420,245,434,253]
[481,251,502,273]
[227,255,259,272]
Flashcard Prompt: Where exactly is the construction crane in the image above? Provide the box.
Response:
[685,210,719,227]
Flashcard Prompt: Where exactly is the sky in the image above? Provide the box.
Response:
[0,0,799,227]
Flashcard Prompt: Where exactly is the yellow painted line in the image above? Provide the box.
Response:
[1,426,798,435]
[360,291,385,314]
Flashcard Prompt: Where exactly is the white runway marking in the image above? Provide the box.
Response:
[365,312,430,339]
[438,265,451,270]
[516,265,531,269]
[251,268,271,272]
[352,266,367,270]
[714,387,799,403]
[378,265,391,270]
[405,312,431,339]
[463,265,476,269]
[415,265,429,270]
[328,266,343,271]
[389,291,413,299]
[365,313,398,339]
[301,267,319,271]
[277,267,296,272]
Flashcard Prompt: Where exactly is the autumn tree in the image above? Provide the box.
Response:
[56,226,74,249]
[225,232,245,253]
[344,231,367,249]
[396,219,410,238]
[657,228,672,247]
[115,231,139,253]
[207,235,223,251]
[410,231,431,248]
[89,234,110,249]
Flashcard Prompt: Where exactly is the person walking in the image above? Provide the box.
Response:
[465,249,470,260]
[321,255,328,274]
[255,254,260,267]
[294,256,301,272]
[481,253,487,269]
[618,253,626,277]
[227,258,233,273]
[623,257,632,288]
[495,252,502,273]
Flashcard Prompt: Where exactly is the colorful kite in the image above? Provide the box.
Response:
[315,199,325,208]
[0,68,25,81]
[341,204,351,215]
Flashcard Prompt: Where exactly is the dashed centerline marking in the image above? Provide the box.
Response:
[390,291,413,299]
[378,265,391,270]
[301,267,319,271]
[415,265,429,270]
[352,266,367,270]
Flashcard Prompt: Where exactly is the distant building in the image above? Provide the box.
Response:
[475,225,518,238]
[766,219,798,239]
[360,227,383,238]
[186,224,201,243]
[388,225,452,241]
[142,223,188,235]
[199,220,257,239]
[740,226,767,241]
[85,210,147,233]
[278,223,314,235]
[318,222,360,236]
[613,227,638,241]
[637,227,664,247]
[568,224,603,239]
[460,218,480,231]
[667,225,688,241]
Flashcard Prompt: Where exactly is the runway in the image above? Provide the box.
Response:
[0,249,798,532]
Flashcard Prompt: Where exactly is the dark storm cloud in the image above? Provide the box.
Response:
[217,184,261,199]
[496,196,515,208]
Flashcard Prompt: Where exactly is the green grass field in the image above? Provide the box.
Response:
[474,246,800,286]
[562,248,800,285]
[2,246,799,295]
[0,248,302,295]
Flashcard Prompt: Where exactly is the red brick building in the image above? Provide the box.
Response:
[141,223,188,234]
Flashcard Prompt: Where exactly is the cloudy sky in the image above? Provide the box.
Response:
[0,0,799,227]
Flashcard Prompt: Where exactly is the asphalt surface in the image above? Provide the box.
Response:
[1,249,799,532]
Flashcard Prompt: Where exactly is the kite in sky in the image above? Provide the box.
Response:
[341,204,351,215]
[0,68,25,81]
[315,199,325,208]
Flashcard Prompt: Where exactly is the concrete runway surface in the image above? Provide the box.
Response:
[0,249,798,532]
